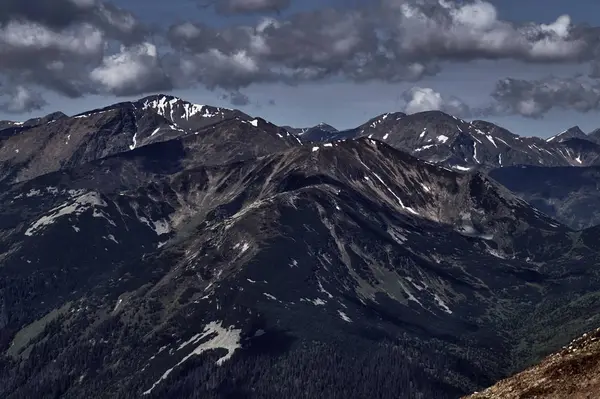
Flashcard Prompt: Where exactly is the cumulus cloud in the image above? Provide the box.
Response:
[0,0,145,41]
[0,0,149,110]
[1,0,600,114]
[162,0,594,93]
[382,0,586,63]
[90,43,172,96]
[0,85,47,114]
[487,76,600,118]
[0,21,104,57]
[403,87,472,116]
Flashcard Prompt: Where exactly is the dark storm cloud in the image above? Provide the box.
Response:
[0,85,47,114]
[223,91,251,106]
[487,77,600,118]
[164,0,595,93]
[0,0,146,42]
[0,0,170,108]
[589,61,600,78]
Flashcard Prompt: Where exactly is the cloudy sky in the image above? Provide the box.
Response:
[1,0,599,136]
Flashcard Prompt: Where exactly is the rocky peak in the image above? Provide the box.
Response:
[546,125,588,143]
[315,122,338,132]
[136,94,252,131]
[587,127,600,143]
[4,95,600,399]
[296,122,340,142]
[17,111,69,128]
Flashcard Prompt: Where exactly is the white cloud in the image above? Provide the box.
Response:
[0,21,103,56]
[488,77,600,118]
[90,43,171,95]
[0,85,46,113]
[175,49,263,89]
[0,0,598,114]
[403,87,471,116]
[386,0,585,62]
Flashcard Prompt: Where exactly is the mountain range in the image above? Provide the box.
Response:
[290,112,600,230]
[1,95,600,398]
[299,113,600,170]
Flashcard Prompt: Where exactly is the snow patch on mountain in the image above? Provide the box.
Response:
[434,294,452,314]
[143,321,242,395]
[25,192,109,236]
[73,110,109,119]
[338,310,352,322]
[141,95,229,123]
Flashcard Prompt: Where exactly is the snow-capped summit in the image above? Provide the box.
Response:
[136,94,249,130]
[314,122,338,132]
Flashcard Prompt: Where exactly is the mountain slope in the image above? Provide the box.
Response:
[4,98,600,399]
[588,128,600,143]
[464,327,600,399]
[489,165,600,230]
[2,133,600,398]
[0,96,301,186]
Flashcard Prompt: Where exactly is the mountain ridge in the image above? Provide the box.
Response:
[6,98,600,172]
[2,95,600,398]
[281,110,600,171]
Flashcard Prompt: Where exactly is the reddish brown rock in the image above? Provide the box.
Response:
[464,328,600,399]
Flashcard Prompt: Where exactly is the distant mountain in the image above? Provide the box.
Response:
[545,125,588,143]
[4,96,600,398]
[0,95,301,185]
[303,111,600,170]
[489,165,600,230]
[282,122,338,142]
[588,128,600,143]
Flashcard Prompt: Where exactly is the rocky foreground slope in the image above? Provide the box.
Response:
[464,327,600,399]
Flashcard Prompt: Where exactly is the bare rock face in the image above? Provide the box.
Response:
[464,327,600,399]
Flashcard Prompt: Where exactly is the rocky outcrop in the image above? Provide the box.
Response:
[464,328,600,399]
